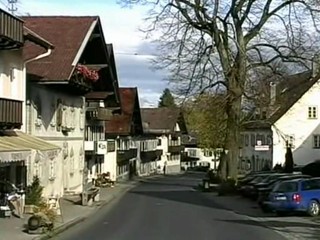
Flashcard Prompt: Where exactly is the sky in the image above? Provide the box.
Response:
[0,0,168,107]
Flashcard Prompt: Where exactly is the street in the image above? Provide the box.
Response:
[57,173,287,240]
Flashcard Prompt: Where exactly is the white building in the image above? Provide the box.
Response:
[141,108,188,174]
[105,88,143,181]
[0,9,60,196]
[270,70,320,167]
[23,16,112,197]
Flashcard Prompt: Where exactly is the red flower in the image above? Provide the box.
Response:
[76,64,99,82]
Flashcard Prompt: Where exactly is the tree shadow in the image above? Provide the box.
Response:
[130,177,320,239]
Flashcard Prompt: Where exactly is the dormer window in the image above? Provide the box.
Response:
[308,106,317,119]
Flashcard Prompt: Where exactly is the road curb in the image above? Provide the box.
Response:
[31,181,139,240]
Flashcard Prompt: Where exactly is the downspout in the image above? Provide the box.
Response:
[24,49,52,135]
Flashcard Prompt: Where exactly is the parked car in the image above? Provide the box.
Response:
[264,178,320,216]
[240,174,272,197]
[247,173,290,200]
[258,174,311,209]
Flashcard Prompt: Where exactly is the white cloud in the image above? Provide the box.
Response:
[14,0,166,106]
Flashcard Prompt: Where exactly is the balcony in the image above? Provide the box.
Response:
[140,149,163,162]
[117,148,137,164]
[86,107,113,121]
[0,9,23,50]
[181,152,199,162]
[0,98,22,129]
[168,145,183,153]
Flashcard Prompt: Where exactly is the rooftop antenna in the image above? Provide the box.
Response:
[7,0,17,15]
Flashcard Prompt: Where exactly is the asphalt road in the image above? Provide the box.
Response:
[57,172,287,240]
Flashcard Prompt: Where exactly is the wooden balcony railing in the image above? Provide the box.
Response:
[117,148,137,164]
[86,107,113,121]
[0,9,23,49]
[168,145,183,153]
[140,149,163,162]
[0,98,23,129]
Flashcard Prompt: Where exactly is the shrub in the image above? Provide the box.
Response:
[34,201,57,223]
[25,176,44,206]
[218,179,237,196]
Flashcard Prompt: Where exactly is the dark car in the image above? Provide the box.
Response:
[245,173,290,200]
[240,174,272,197]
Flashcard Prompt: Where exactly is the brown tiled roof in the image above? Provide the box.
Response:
[23,26,54,49]
[22,16,97,81]
[141,107,182,134]
[105,88,139,135]
[269,71,318,123]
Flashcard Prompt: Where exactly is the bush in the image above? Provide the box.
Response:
[34,201,57,223]
[218,179,237,196]
[25,176,44,206]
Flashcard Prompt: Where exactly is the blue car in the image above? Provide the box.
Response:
[265,178,320,216]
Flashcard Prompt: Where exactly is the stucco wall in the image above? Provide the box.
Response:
[27,84,86,196]
[0,49,27,131]
[273,80,320,167]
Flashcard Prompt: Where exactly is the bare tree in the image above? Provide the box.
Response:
[120,0,320,179]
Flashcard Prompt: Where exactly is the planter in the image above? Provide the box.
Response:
[24,204,37,214]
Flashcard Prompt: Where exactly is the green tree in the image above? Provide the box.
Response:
[183,93,227,149]
[25,176,44,206]
[158,88,176,107]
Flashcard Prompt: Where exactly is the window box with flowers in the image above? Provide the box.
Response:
[72,64,99,87]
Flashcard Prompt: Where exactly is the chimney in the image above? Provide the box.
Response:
[270,82,276,105]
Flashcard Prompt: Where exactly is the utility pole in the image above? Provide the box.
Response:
[7,0,17,15]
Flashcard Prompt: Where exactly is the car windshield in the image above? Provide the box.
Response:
[273,181,298,193]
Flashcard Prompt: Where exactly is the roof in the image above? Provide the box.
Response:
[23,26,54,50]
[242,121,271,130]
[22,16,98,81]
[269,71,317,123]
[141,107,183,134]
[105,88,139,135]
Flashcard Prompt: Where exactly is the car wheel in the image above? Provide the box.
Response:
[276,211,287,217]
[308,200,320,217]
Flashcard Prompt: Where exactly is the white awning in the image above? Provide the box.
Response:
[0,131,60,163]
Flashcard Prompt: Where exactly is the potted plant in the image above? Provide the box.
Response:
[24,176,44,214]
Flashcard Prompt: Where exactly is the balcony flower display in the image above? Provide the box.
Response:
[76,64,99,82]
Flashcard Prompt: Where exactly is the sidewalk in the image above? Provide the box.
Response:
[203,192,320,240]
[0,180,139,240]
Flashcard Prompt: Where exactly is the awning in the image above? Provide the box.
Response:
[0,131,60,163]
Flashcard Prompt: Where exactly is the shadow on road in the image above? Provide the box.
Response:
[131,175,320,240]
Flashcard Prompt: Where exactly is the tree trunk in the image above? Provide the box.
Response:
[224,87,242,180]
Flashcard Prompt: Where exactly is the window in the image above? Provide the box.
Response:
[250,134,256,147]
[117,139,130,150]
[313,135,320,148]
[302,179,320,191]
[188,149,197,157]
[244,134,249,146]
[203,149,213,157]
[141,140,157,151]
[169,153,180,161]
[308,106,317,119]
[107,140,115,152]
[240,134,244,146]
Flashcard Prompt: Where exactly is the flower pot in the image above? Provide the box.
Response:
[24,204,36,214]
